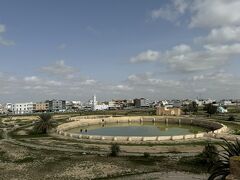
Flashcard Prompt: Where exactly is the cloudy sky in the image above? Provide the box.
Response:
[0,0,240,102]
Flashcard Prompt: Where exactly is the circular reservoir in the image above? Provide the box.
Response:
[67,122,207,137]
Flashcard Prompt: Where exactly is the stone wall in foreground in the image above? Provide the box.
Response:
[56,116,228,143]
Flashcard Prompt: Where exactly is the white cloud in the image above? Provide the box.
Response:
[130,50,160,63]
[0,24,6,33]
[0,37,15,46]
[131,43,240,73]
[192,71,234,82]
[163,43,240,72]
[126,73,180,87]
[151,5,177,21]
[1,69,240,101]
[173,0,189,14]
[195,26,240,44]
[204,43,240,55]
[81,79,96,85]
[41,60,76,76]
[111,85,133,91]
[150,0,240,29]
[151,0,189,22]
[24,76,40,82]
[190,0,240,28]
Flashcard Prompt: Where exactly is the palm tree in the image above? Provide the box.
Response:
[208,138,240,180]
[33,113,56,134]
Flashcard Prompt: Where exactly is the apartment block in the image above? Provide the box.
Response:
[46,99,66,112]
[33,102,49,112]
[11,102,34,114]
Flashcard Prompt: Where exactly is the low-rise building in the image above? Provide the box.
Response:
[108,101,121,110]
[220,100,236,106]
[217,106,228,113]
[90,95,109,111]
[33,102,49,112]
[46,99,66,112]
[156,106,181,116]
[11,102,34,114]
[134,98,149,108]
[194,99,204,106]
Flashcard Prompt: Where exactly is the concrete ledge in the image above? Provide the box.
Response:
[56,115,227,143]
[171,135,184,140]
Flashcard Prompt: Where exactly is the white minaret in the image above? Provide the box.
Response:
[92,94,97,111]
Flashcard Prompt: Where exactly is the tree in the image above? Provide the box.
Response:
[201,143,219,166]
[182,106,189,115]
[33,113,56,134]
[110,144,120,157]
[182,101,198,115]
[228,115,235,121]
[208,138,240,180]
[191,101,198,113]
[204,103,217,117]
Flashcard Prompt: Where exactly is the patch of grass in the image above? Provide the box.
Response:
[14,157,35,163]
[168,147,181,153]
[178,156,208,173]
[143,152,150,158]
[234,129,240,135]
[9,130,50,139]
[127,156,166,166]
[87,146,101,151]
[0,151,10,162]
[178,143,218,174]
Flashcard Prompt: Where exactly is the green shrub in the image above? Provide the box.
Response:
[110,144,120,157]
[228,115,235,121]
[234,129,240,135]
[200,143,219,166]
[179,143,219,169]
[143,152,150,158]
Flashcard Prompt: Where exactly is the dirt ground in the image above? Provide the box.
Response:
[0,140,208,180]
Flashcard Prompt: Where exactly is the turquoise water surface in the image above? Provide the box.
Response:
[68,122,206,136]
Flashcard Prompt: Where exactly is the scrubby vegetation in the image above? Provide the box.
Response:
[32,114,56,134]
[228,115,235,121]
[110,144,120,157]
[179,143,219,172]
[208,138,240,180]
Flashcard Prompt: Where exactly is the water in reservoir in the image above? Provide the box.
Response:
[67,122,207,136]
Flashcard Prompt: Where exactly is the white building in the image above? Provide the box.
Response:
[5,103,12,111]
[108,101,121,109]
[194,99,204,106]
[220,100,236,106]
[0,104,3,114]
[11,102,34,114]
[0,103,12,114]
[91,95,109,111]
[217,106,228,113]
[203,98,216,105]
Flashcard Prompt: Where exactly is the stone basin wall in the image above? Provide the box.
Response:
[56,116,228,143]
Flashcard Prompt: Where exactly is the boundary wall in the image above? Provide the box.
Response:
[56,116,228,142]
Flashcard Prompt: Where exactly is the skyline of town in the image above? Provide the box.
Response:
[1,0,240,102]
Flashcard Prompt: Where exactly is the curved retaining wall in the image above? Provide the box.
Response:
[56,116,228,143]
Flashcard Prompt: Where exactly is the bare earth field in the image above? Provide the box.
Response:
[0,139,209,180]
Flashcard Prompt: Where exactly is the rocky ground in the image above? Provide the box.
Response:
[0,140,209,180]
